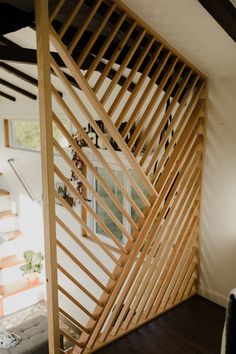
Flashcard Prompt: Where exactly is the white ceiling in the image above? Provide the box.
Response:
[123,0,236,78]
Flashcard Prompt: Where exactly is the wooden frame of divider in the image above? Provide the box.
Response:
[35,0,207,353]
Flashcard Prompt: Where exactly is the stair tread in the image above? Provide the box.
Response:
[0,278,43,298]
[0,210,17,219]
[0,255,24,270]
[0,190,9,196]
[5,230,23,241]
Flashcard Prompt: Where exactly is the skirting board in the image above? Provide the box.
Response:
[198,285,227,307]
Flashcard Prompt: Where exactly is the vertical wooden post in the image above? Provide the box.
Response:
[3,119,10,147]
[81,163,88,237]
[35,1,60,353]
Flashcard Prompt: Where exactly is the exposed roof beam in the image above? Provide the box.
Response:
[0,35,20,47]
[198,0,236,43]
[0,78,37,100]
[0,2,34,36]
[0,46,66,67]
[0,45,135,93]
[0,90,16,101]
[0,61,38,85]
[0,61,63,97]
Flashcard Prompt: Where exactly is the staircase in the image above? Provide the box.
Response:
[0,173,44,317]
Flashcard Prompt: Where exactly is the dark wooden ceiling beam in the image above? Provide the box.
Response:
[0,61,63,97]
[0,45,135,93]
[0,61,38,85]
[0,78,37,100]
[198,0,236,43]
[0,35,20,47]
[0,90,16,101]
[0,46,66,67]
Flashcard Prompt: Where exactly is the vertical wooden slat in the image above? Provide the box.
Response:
[35,1,60,353]
[3,119,10,147]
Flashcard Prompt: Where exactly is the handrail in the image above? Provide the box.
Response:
[7,158,39,203]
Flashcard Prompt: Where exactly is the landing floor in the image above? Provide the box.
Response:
[96,295,225,354]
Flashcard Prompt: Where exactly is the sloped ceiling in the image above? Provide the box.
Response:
[123,0,236,78]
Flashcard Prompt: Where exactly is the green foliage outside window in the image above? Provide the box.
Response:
[9,119,69,150]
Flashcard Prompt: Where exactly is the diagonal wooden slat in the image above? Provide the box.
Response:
[129,61,185,154]
[85,12,127,81]
[93,21,137,94]
[50,61,152,208]
[48,37,157,201]
[108,37,156,117]
[132,66,190,158]
[51,86,145,220]
[55,190,122,268]
[114,43,164,129]
[145,74,199,177]
[118,154,201,332]
[120,51,173,140]
[76,3,117,67]
[110,155,201,335]
[58,0,84,38]
[100,29,147,105]
[56,216,118,290]
[68,0,103,55]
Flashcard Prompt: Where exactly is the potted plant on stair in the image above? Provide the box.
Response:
[20,250,44,284]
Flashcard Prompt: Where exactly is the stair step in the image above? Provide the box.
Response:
[5,230,23,242]
[0,212,18,232]
[0,255,24,270]
[0,278,43,298]
[0,190,9,196]
[0,211,16,219]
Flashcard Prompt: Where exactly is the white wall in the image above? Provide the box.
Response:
[199,78,236,307]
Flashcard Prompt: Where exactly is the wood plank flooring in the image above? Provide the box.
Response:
[96,295,225,354]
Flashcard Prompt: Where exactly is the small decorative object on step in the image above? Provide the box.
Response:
[0,331,21,348]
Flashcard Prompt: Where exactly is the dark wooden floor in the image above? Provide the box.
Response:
[96,296,225,354]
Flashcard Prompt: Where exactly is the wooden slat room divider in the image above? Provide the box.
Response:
[35,1,207,353]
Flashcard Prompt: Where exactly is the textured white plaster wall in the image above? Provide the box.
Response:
[199,78,236,307]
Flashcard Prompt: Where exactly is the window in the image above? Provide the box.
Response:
[8,120,41,150]
[89,166,148,242]
[95,167,124,241]
[4,119,71,151]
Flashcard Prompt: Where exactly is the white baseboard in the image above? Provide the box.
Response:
[198,285,227,308]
